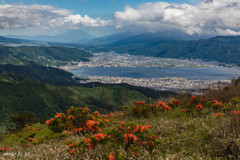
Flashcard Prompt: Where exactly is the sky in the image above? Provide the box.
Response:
[0,0,240,37]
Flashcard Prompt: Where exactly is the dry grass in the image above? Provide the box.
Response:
[206,78,240,102]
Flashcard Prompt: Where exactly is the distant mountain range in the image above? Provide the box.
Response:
[7,30,95,43]
[2,31,240,64]
[93,33,240,64]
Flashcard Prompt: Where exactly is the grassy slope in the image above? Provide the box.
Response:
[1,101,240,159]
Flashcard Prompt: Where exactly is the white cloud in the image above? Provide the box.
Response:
[0,4,110,30]
[113,0,240,36]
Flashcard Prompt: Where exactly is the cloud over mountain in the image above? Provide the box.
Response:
[0,4,110,30]
[113,0,240,36]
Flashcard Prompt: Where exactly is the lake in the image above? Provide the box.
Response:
[71,67,240,80]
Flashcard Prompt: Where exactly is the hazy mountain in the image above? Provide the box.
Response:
[7,30,95,43]
[85,32,136,46]
[0,36,32,44]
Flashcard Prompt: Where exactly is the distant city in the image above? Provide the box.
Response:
[59,52,238,94]
[60,52,231,70]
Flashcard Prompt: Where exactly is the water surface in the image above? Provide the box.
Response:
[71,67,240,80]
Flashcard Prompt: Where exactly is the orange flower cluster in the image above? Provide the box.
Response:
[0,147,11,152]
[213,100,223,107]
[68,115,74,119]
[46,118,55,126]
[190,95,196,102]
[66,142,77,154]
[196,105,203,111]
[55,112,62,118]
[215,113,223,117]
[84,138,96,150]
[124,133,138,143]
[168,99,180,107]
[232,110,240,115]
[85,120,102,133]
[109,153,116,160]
[93,133,107,142]
[28,138,38,142]
[157,102,171,111]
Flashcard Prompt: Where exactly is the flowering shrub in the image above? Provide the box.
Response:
[65,122,160,159]
[212,100,223,108]
[46,107,106,134]
[168,99,180,108]
[121,101,171,117]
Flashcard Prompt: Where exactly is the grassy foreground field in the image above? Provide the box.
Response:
[0,78,240,160]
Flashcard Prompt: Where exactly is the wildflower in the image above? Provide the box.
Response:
[6,147,11,151]
[109,153,115,160]
[72,148,77,154]
[190,95,196,102]
[77,128,83,132]
[93,133,107,142]
[55,113,62,118]
[46,120,50,125]
[25,143,28,146]
[124,134,138,143]
[84,138,92,150]
[68,115,74,119]
[118,112,124,116]
[215,113,223,117]
[66,109,71,114]
[196,104,203,111]
[213,100,223,107]
[108,112,114,117]
[104,119,109,123]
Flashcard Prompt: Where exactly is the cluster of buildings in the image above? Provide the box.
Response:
[75,76,231,94]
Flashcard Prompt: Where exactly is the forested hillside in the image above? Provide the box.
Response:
[0,46,92,66]
[97,35,240,64]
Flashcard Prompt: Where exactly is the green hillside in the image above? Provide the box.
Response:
[0,46,92,66]
[0,73,174,128]
[98,35,240,64]
[0,63,77,85]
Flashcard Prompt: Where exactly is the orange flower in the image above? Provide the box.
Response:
[215,113,223,117]
[109,153,115,160]
[190,95,196,102]
[46,120,50,125]
[68,115,74,119]
[213,100,223,107]
[124,134,138,143]
[196,104,203,111]
[66,109,71,114]
[55,113,62,118]
[93,133,107,142]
